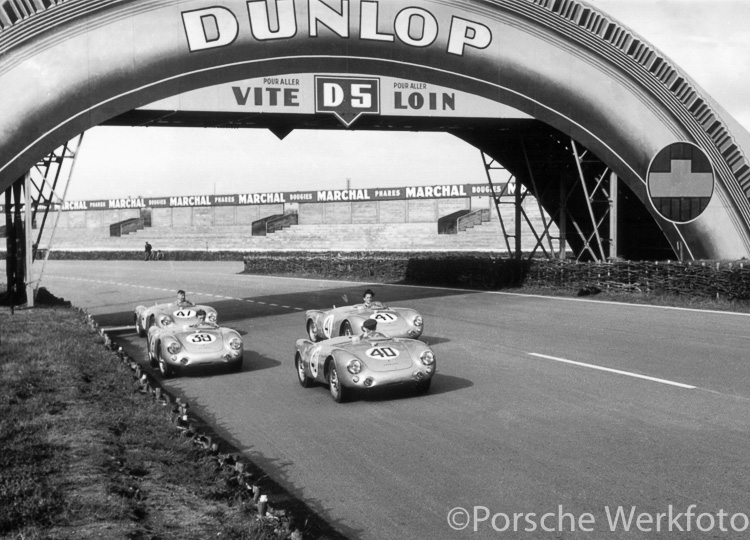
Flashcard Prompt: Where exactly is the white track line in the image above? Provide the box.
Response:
[528,353,696,389]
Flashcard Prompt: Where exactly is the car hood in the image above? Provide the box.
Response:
[174,328,224,354]
[154,304,217,326]
[341,338,415,372]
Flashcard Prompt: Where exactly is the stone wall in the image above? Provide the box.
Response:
[298,198,469,225]
[58,204,284,229]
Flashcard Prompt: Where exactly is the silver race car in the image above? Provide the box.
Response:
[294,329,436,403]
[147,321,243,378]
[134,302,218,337]
[305,301,423,341]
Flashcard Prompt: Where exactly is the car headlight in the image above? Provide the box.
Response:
[347,359,362,374]
[167,341,181,354]
[160,315,174,326]
[229,337,242,350]
[420,350,435,365]
[208,312,217,323]
[414,315,423,326]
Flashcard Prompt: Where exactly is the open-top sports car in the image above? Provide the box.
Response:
[294,332,436,402]
[305,301,423,341]
[134,302,218,337]
[147,321,243,378]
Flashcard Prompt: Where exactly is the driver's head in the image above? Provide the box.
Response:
[195,309,206,322]
[177,289,186,302]
[363,288,375,306]
[362,318,377,334]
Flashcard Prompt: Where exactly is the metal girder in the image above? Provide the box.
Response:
[30,135,85,260]
[31,134,85,297]
[2,134,84,306]
[479,149,561,260]
[569,140,613,262]
[477,134,618,262]
[480,152,513,255]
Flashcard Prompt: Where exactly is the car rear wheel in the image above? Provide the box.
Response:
[307,320,318,342]
[296,353,313,388]
[328,364,348,403]
[340,320,353,337]
[158,352,173,379]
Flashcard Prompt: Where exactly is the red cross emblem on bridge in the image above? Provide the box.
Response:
[647,142,714,223]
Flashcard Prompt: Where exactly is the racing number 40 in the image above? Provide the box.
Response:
[369,347,398,358]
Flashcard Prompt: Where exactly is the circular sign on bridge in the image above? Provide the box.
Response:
[647,142,714,223]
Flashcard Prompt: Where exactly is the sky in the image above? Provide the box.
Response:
[65,0,750,200]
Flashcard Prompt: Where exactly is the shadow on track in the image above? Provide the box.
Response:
[85,281,480,334]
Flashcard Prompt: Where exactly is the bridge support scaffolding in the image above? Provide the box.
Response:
[2,135,84,307]
[480,135,618,262]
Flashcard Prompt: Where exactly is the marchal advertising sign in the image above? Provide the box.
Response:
[34,182,515,212]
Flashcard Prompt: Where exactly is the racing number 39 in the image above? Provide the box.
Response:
[188,333,215,344]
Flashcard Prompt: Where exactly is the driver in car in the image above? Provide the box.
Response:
[175,289,195,307]
[358,288,384,311]
[191,309,217,329]
[353,318,385,342]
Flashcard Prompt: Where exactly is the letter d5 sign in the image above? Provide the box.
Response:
[315,76,380,127]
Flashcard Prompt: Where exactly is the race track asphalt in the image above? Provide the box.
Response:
[39,260,750,540]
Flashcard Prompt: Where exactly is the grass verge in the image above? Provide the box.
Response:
[0,304,302,540]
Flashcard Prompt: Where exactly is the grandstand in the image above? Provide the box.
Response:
[24,182,561,254]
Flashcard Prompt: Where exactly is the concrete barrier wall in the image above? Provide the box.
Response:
[299,203,325,224]
[50,200,471,228]
[193,207,213,227]
[324,202,352,224]
[53,204,287,229]
[408,200,437,222]
[153,208,172,227]
[438,198,470,216]
[379,200,407,223]
[235,206,257,224]
[351,201,379,224]
[215,206,236,226]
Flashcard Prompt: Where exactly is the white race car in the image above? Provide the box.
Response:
[305,302,423,341]
[134,302,217,337]
[294,333,436,402]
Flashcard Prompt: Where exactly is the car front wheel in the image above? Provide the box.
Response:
[296,353,313,388]
[135,317,146,338]
[147,338,157,368]
[228,357,243,374]
[415,379,431,395]
[328,364,348,403]
[158,352,173,379]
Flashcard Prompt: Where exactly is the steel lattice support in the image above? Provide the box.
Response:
[568,140,614,262]
[480,149,563,261]
[2,135,84,307]
[479,134,617,262]
[3,177,26,307]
